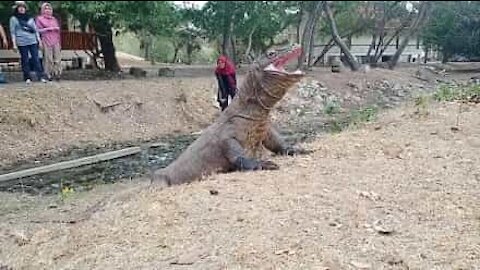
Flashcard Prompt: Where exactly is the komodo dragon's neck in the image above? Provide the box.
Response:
[224,70,299,122]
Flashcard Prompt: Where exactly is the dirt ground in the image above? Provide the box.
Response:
[1,63,473,169]
[0,77,219,168]
[0,61,479,269]
[0,101,478,269]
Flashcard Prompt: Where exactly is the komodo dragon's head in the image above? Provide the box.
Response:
[239,44,305,111]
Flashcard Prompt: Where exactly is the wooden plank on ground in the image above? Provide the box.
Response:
[0,147,142,184]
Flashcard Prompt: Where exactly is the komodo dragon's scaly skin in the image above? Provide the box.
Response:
[152,45,310,186]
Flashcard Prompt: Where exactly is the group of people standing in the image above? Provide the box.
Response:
[3,2,236,112]
[0,1,62,84]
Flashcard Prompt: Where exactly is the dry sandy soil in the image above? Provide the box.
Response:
[0,63,465,168]
[0,77,219,168]
[0,101,479,269]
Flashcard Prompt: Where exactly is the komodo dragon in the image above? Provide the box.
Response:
[152,45,310,187]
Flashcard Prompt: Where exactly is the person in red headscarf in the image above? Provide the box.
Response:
[215,55,237,111]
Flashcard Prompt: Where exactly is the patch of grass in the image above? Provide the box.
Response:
[324,100,341,115]
[58,179,75,202]
[349,106,378,126]
[434,84,480,102]
[414,94,430,116]
[325,106,379,133]
[327,120,345,133]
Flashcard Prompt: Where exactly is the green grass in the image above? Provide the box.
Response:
[434,84,480,102]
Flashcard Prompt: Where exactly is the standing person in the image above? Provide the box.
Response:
[0,24,8,83]
[215,55,237,111]
[10,1,47,84]
[36,2,62,81]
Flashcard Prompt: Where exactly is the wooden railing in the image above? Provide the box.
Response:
[1,30,97,51]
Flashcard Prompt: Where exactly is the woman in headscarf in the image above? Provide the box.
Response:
[36,2,62,81]
[9,1,47,84]
[215,55,237,111]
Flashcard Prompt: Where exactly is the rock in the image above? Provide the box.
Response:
[10,231,29,246]
[358,191,381,201]
[373,219,395,235]
[347,81,359,89]
[275,249,295,256]
[158,67,175,77]
[385,255,405,266]
[350,260,371,269]
[129,67,147,78]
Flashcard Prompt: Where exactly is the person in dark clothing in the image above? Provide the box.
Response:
[215,55,237,111]
[10,1,47,84]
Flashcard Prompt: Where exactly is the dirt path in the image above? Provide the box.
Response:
[0,101,478,269]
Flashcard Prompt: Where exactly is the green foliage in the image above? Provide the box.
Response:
[59,184,75,201]
[118,2,179,37]
[326,105,379,134]
[324,100,341,115]
[434,84,480,102]
[190,1,298,56]
[422,1,480,60]
[434,84,458,102]
[350,106,378,125]
[317,1,377,39]
[413,94,430,116]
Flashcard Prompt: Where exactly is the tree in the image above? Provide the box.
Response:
[422,1,480,63]
[310,1,372,68]
[118,2,179,62]
[190,1,297,64]
[297,1,323,70]
[388,1,431,69]
[60,1,123,72]
[366,1,412,64]
[323,1,361,71]
[60,1,180,71]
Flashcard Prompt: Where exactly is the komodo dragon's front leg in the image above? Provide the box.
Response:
[223,138,280,171]
[263,126,312,156]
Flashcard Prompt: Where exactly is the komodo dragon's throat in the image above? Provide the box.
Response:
[152,45,310,187]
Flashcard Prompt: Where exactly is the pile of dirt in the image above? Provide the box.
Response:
[0,78,218,168]
[275,67,443,125]
[0,101,478,269]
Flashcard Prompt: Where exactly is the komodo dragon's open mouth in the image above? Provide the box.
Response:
[263,45,304,76]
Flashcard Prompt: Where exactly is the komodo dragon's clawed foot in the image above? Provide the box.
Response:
[281,146,313,156]
[234,157,279,171]
[259,160,280,170]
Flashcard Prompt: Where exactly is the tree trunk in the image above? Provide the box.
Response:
[442,51,449,64]
[424,46,429,64]
[307,10,321,68]
[231,35,237,64]
[388,1,431,69]
[373,26,405,63]
[298,1,323,70]
[186,45,193,65]
[296,2,305,44]
[143,41,150,60]
[313,38,334,66]
[323,1,360,71]
[366,34,377,61]
[371,1,386,63]
[221,15,235,63]
[312,24,367,66]
[93,19,120,72]
[172,46,180,63]
[245,26,257,63]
